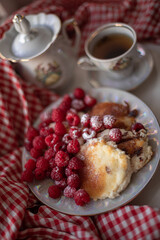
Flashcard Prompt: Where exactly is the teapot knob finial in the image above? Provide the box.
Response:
[13,14,31,35]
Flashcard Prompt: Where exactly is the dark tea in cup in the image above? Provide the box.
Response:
[91,33,133,60]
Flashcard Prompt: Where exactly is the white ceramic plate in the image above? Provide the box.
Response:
[22,88,160,216]
[88,45,153,91]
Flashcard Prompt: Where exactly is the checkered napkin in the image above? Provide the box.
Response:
[0,1,160,240]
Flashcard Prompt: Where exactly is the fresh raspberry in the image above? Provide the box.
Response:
[74,88,85,99]
[62,134,72,144]
[38,118,52,129]
[71,99,85,111]
[103,115,116,129]
[45,170,51,178]
[67,108,77,115]
[82,128,96,140]
[24,140,33,151]
[49,158,56,168]
[21,169,34,182]
[48,185,61,199]
[26,126,39,141]
[40,127,54,137]
[90,116,103,131]
[74,189,90,206]
[109,128,122,142]
[36,157,49,171]
[51,166,64,180]
[45,133,61,147]
[40,111,52,122]
[24,159,36,171]
[59,94,72,111]
[68,157,84,170]
[52,108,66,122]
[54,122,66,136]
[55,150,70,167]
[54,141,66,152]
[34,168,46,180]
[65,167,76,177]
[30,148,43,159]
[69,126,82,139]
[132,122,145,132]
[63,94,73,102]
[55,178,67,189]
[44,148,55,160]
[81,113,90,128]
[67,139,80,154]
[33,136,46,150]
[64,186,77,198]
[66,112,80,126]
[84,95,97,107]
[67,173,80,189]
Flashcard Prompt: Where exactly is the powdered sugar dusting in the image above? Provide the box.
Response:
[90,116,102,131]
[103,115,116,129]
[70,126,82,139]
[81,113,90,127]
[82,128,96,140]
[62,134,71,144]
[109,128,122,142]
[71,99,85,111]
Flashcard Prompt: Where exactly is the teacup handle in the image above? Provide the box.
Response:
[62,18,81,56]
[77,56,99,71]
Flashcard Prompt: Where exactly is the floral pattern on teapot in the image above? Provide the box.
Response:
[35,61,62,86]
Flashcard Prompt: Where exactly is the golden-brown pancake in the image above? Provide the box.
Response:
[98,129,153,173]
[78,102,152,201]
[78,139,132,200]
[90,102,136,130]
[90,102,130,117]
[117,129,153,172]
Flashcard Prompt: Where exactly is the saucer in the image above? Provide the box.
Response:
[88,44,153,91]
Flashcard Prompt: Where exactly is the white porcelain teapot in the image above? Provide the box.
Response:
[0,13,81,90]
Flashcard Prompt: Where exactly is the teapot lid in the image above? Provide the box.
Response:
[0,13,61,61]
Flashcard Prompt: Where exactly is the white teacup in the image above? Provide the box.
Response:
[78,23,139,80]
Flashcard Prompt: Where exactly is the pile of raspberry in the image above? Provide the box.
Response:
[21,88,145,206]
[21,88,97,206]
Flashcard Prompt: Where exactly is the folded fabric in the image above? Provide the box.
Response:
[0,1,160,240]
[0,0,159,55]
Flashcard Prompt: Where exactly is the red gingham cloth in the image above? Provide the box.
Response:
[0,1,160,240]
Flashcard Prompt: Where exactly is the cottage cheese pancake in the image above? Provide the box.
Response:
[90,102,136,130]
[98,129,153,173]
[78,139,132,200]
[90,102,130,117]
[118,129,153,173]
